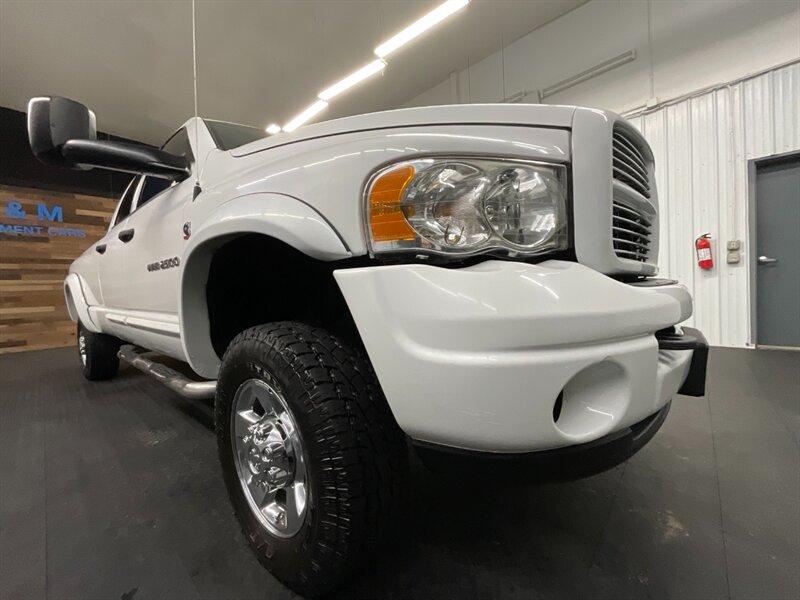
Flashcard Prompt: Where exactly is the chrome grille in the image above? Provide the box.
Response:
[612,126,650,198]
[612,200,652,262]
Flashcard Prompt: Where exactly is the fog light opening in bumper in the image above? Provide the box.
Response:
[552,391,564,423]
[554,360,629,439]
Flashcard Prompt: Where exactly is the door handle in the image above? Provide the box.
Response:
[758,255,778,265]
[95,244,107,254]
[118,228,135,243]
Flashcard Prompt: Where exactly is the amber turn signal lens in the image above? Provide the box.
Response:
[369,165,416,242]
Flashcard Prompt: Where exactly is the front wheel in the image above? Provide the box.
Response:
[215,322,407,597]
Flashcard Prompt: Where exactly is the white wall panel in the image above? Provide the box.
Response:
[628,63,800,347]
[404,0,800,114]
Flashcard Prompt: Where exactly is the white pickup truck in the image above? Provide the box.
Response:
[28,95,707,597]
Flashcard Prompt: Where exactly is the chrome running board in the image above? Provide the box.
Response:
[118,344,216,400]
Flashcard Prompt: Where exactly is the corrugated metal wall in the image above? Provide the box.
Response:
[626,63,800,347]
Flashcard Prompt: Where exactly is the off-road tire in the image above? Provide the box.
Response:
[215,322,407,597]
[77,321,121,381]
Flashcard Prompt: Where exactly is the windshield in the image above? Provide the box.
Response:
[204,120,268,151]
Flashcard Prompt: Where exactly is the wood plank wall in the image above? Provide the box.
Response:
[0,184,116,353]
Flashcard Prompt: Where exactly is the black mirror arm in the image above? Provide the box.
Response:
[60,139,191,181]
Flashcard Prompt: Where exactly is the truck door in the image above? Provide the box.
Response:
[97,127,195,358]
[120,174,190,315]
[96,177,139,310]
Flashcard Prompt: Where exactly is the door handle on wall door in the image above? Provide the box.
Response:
[118,228,135,243]
[95,244,107,254]
[757,255,778,265]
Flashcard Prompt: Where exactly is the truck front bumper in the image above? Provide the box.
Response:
[335,260,704,453]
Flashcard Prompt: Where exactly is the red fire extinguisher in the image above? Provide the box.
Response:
[695,233,713,270]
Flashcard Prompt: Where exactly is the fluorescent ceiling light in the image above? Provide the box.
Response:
[319,59,387,101]
[283,99,328,132]
[374,0,470,58]
[265,123,282,134]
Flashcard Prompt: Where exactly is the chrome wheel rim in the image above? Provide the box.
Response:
[78,333,87,366]
[231,379,308,538]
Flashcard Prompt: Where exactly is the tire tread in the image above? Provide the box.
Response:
[216,322,406,596]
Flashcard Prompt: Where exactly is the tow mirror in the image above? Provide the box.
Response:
[27,96,191,181]
[28,96,96,169]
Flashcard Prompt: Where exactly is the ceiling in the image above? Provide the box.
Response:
[0,0,583,145]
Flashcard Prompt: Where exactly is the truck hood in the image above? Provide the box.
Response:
[230,103,582,157]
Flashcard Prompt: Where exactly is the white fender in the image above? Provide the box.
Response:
[64,273,102,332]
[179,192,351,378]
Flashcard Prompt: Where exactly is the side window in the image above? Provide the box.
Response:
[136,177,172,209]
[113,177,139,227]
[132,127,194,211]
[162,127,194,164]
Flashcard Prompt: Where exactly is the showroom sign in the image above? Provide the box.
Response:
[1,199,87,237]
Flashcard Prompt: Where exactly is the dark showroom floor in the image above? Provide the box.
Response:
[1,346,798,600]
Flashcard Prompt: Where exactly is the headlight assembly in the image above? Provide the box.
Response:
[366,157,568,257]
